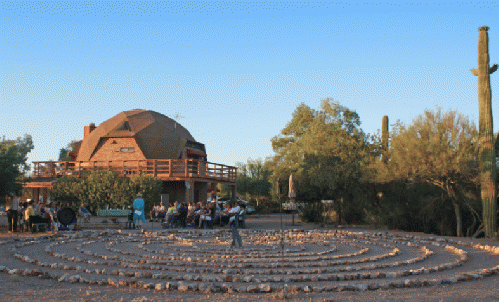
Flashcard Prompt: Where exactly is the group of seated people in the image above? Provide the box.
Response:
[218,202,246,227]
[149,201,189,227]
[21,200,84,232]
[188,201,246,228]
[149,201,168,222]
[17,199,58,232]
[148,200,247,229]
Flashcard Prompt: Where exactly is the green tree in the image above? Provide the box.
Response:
[50,176,82,206]
[58,140,79,161]
[50,171,162,214]
[235,158,272,201]
[372,107,480,237]
[78,170,120,211]
[270,98,374,223]
[130,174,162,212]
[0,134,34,199]
[109,177,136,209]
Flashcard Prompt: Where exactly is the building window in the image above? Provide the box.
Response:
[120,147,135,152]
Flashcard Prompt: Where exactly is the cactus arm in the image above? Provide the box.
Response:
[471,64,496,76]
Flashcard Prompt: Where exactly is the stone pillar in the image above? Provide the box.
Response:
[231,185,237,200]
[198,182,208,203]
[33,188,39,204]
[42,188,48,204]
[186,180,195,204]
[209,183,217,200]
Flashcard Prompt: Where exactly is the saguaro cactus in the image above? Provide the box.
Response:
[471,26,498,238]
[382,115,389,163]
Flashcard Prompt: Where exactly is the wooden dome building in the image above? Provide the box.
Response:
[25,109,237,205]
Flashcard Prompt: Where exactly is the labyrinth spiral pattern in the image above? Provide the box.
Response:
[1,229,499,294]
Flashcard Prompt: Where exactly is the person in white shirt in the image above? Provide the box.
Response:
[157,202,166,221]
[227,202,241,226]
[149,203,160,222]
[228,203,240,215]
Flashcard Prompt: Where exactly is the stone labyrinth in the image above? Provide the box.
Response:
[1,229,499,294]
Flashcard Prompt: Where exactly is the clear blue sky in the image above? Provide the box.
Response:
[1,1,498,169]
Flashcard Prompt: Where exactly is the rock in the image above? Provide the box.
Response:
[246,285,259,293]
[107,278,118,286]
[258,283,271,293]
[155,283,165,291]
[38,273,50,280]
[198,282,214,293]
[443,277,458,284]
[355,284,368,291]
[58,274,69,282]
[222,283,234,293]
[118,280,128,287]
[69,275,81,283]
[178,284,190,292]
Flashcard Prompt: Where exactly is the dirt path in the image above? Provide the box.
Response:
[0,214,498,302]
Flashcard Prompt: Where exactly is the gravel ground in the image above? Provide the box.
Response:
[0,214,498,302]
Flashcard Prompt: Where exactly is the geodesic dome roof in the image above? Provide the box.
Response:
[76,109,201,161]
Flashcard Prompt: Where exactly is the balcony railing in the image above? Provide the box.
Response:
[32,160,237,183]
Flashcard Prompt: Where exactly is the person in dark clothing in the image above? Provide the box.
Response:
[6,195,19,232]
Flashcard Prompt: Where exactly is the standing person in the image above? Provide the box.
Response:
[227,202,241,226]
[133,192,145,229]
[6,195,19,232]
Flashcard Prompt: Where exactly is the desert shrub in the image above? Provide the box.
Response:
[299,202,323,223]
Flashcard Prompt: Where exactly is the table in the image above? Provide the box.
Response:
[96,209,130,217]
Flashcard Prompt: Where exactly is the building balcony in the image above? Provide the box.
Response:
[31,159,237,184]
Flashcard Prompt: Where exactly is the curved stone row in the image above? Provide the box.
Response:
[0,229,498,295]
[12,236,456,281]
[105,237,409,270]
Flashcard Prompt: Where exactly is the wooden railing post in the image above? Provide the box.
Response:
[185,159,188,177]
[153,160,157,177]
[168,160,171,177]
